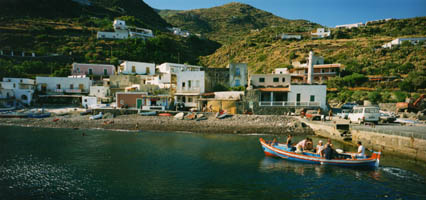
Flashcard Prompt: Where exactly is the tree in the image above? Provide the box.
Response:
[368,92,382,104]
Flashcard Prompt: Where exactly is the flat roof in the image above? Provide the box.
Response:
[258,88,290,92]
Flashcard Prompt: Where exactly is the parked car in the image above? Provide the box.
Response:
[348,106,380,124]
[341,103,358,110]
[379,111,397,123]
[337,109,351,119]
[305,110,322,121]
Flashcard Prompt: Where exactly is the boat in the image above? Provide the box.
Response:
[0,106,16,112]
[158,113,173,117]
[216,111,232,119]
[0,112,29,118]
[80,110,92,116]
[139,111,157,116]
[28,112,51,118]
[259,138,381,168]
[90,112,103,120]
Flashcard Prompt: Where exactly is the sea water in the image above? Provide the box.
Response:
[0,126,425,200]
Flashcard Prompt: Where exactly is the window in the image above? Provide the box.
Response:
[188,97,193,102]
[132,66,136,73]
[70,84,74,89]
[104,69,108,76]
[77,68,80,73]
[188,80,192,88]
[182,82,186,88]
[282,77,286,82]
[88,68,93,75]
[235,68,241,76]
[13,83,16,88]
[259,77,265,83]
[273,77,279,82]
[146,67,150,74]
[235,79,240,86]
[57,84,61,89]
[310,95,315,102]
[20,80,23,83]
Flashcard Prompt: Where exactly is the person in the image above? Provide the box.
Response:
[304,138,314,152]
[286,134,293,148]
[323,143,333,159]
[316,140,324,157]
[326,138,333,148]
[271,138,278,146]
[328,109,333,120]
[296,137,309,152]
[352,141,365,159]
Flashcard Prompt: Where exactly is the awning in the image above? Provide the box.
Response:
[258,88,290,92]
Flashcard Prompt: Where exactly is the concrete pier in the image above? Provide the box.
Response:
[301,118,426,162]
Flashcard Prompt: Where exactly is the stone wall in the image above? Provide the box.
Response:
[205,68,230,92]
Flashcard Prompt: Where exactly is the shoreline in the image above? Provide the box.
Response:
[0,113,314,135]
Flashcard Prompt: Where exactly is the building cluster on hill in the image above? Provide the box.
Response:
[0,52,339,114]
[335,18,394,29]
[97,19,154,40]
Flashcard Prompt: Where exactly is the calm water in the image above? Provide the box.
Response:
[0,126,425,200]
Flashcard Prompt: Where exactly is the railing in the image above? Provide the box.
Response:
[65,89,82,93]
[259,101,320,107]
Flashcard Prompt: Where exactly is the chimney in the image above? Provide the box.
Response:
[307,51,314,84]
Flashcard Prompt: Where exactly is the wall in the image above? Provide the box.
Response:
[72,63,116,76]
[90,86,110,98]
[36,77,91,93]
[205,68,229,92]
[249,74,291,88]
[228,63,248,88]
[176,71,205,94]
[119,61,155,75]
[116,92,147,108]
[288,85,327,110]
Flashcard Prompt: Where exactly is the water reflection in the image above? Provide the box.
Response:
[259,157,327,177]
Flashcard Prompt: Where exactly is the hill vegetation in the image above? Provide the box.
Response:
[158,2,320,44]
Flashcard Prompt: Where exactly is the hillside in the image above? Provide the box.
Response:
[159,2,320,44]
[0,0,220,79]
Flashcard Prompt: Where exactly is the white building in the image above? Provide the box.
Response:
[154,63,204,89]
[382,37,426,48]
[311,28,331,39]
[89,86,110,98]
[249,74,291,88]
[119,61,156,75]
[82,96,97,109]
[0,78,35,105]
[257,84,327,111]
[36,77,92,95]
[280,34,302,40]
[175,71,205,108]
[228,63,248,87]
[273,68,290,74]
[335,22,364,29]
[97,19,154,40]
[169,27,191,37]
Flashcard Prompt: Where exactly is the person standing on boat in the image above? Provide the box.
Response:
[316,140,324,157]
[286,134,293,148]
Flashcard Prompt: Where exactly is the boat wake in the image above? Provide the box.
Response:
[380,166,425,182]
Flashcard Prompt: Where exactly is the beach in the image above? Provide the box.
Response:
[0,112,313,135]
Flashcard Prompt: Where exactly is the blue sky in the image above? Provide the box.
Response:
[144,0,426,27]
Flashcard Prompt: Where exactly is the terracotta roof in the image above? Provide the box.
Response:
[258,88,290,92]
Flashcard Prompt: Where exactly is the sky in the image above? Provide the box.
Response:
[144,0,426,27]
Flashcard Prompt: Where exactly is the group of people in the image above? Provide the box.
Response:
[270,135,365,159]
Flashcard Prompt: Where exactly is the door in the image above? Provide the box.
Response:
[136,99,142,109]
[296,93,301,106]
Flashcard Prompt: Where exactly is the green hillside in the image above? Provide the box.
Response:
[0,0,220,79]
[159,2,320,44]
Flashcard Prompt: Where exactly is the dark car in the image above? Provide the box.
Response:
[341,103,358,110]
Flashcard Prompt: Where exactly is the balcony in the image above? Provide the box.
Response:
[259,101,320,107]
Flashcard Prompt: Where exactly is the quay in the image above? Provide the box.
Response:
[301,118,426,162]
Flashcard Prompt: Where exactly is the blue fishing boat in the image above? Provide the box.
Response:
[259,138,381,168]
[139,111,157,116]
[27,112,51,118]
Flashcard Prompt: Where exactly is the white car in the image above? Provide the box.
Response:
[337,109,351,119]
[348,106,380,124]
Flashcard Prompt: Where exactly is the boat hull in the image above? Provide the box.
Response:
[260,138,380,168]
